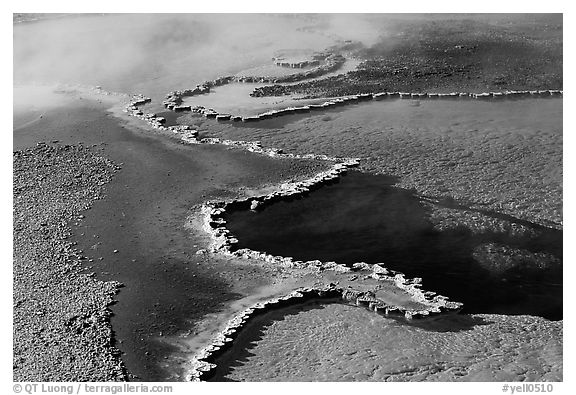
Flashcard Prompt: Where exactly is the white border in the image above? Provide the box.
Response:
[4,4,572,394]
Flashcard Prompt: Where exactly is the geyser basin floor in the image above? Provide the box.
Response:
[12,86,332,381]
[224,171,562,320]
[215,302,562,382]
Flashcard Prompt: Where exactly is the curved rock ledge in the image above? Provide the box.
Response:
[120,85,565,296]
[120,86,549,383]
[186,281,462,381]
[121,97,463,383]
[161,88,563,125]
[35,83,560,381]
[126,87,562,132]
[185,158,464,382]
[199,158,359,257]
[252,53,346,89]
[194,162,464,302]
[161,53,346,110]
[274,58,321,69]
[272,51,334,69]
[123,94,359,163]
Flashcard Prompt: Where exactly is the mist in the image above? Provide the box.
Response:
[13,14,343,98]
[15,13,554,100]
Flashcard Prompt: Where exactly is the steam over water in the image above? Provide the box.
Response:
[13,14,361,99]
[17,14,535,98]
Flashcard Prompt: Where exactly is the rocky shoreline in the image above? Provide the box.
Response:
[25,82,561,382]
[124,86,564,135]
[14,81,562,382]
[187,280,462,381]
[184,161,464,382]
[157,88,562,126]
[199,160,361,258]
[160,51,346,112]
[14,13,563,383]
[154,41,561,123]
[120,87,467,382]
[276,17,563,99]
[13,143,126,381]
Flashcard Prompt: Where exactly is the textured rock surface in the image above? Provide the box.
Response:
[13,143,126,381]
[186,282,461,381]
[264,15,562,98]
[221,303,562,382]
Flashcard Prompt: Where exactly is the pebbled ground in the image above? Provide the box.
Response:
[13,143,126,381]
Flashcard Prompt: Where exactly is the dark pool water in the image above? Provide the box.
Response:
[224,171,562,320]
[155,110,184,127]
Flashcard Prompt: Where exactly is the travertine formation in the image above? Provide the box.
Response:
[199,159,360,259]
[187,280,462,382]
[185,149,464,381]
[123,94,199,138]
[160,89,563,125]
[161,52,346,112]
[274,58,320,68]
[252,53,345,86]
[220,303,562,382]
[272,51,336,69]
[121,86,560,383]
[196,162,468,297]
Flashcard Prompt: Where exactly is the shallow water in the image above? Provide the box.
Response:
[13,85,76,131]
[12,95,324,380]
[206,97,563,228]
[225,171,562,320]
[182,84,317,117]
[181,58,361,117]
